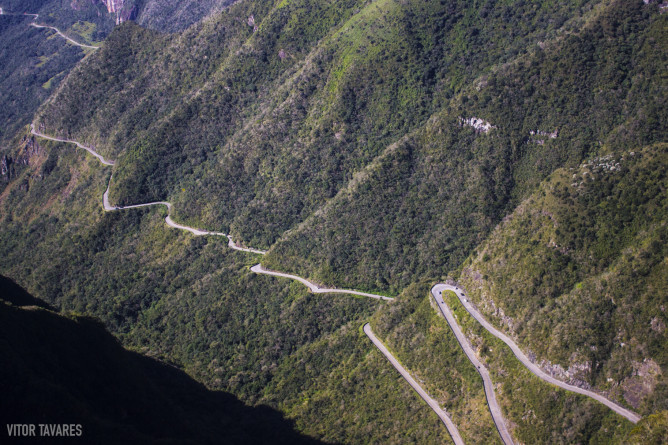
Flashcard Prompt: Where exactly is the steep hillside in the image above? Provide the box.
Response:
[0,0,666,442]
[35,0,612,249]
[370,283,637,444]
[457,144,667,414]
[0,11,87,145]
[0,0,238,145]
[264,0,666,293]
[136,0,235,32]
[0,275,323,444]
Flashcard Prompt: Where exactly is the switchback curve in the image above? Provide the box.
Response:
[0,9,99,49]
[441,284,641,423]
[432,284,515,445]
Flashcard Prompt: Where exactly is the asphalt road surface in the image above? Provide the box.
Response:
[363,323,464,445]
[250,264,392,300]
[443,284,641,423]
[432,284,515,445]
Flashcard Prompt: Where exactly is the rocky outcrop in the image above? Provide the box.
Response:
[538,358,593,390]
[101,0,124,13]
[1,155,12,182]
[621,359,663,409]
[101,0,137,24]
[459,116,496,133]
[70,0,137,24]
[1,136,41,183]
[18,135,43,165]
[118,5,138,24]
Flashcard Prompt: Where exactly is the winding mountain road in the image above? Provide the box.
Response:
[250,264,392,300]
[30,22,99,49]
[32,125,113,165]
[29,100,643,444]
[432,284,515,445]
[31,124,642,439]
[444,285,641,423]
[26,117,472,442]
[363,323,464,445]
[0,9,98,49]
[12,8,643,445]
[32,126,265,254]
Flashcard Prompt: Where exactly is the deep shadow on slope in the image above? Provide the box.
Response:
[0,276,325,445]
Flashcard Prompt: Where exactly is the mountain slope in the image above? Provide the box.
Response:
[263,0,666,293]
[457,144,667,414]
[0,11,87,145]
[0,134,457,443]
[34,0,614,249]
[0,0,666,443]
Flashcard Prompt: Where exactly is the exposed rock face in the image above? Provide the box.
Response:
[118,5,138,24]
[538,358,593,389]
[101,0,138,24]
[18,135,43,165]
[460,116,495,133]
[101,0,124,13]
[71,0,137,25]
[622,359,663,409]
[1,136,42,183]
[1,155,12,182]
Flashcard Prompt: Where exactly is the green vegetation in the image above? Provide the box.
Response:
[263,321,456,443]
[439,289,636,444]
[0,134,454,443]
[0,13,84,144]
[458,145,667,414]
[35,0,614,249]
[627,410,668,445]
[136,0,236,32]
[264,0,666,293]
[69,20,98,45]
[369,283,647,443]
[370,283,501,444]
[0,0,666,442]
[0,0,236,146]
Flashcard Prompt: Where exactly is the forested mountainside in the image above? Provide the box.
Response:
[0,0,233,144]
[457,146,667,415]
[0,135,451,443]
[264,0,666,292]
[0,0,666,443]
[0,7,89,145]
[34,0,616,246]
[135,0,235,32]
[0,275,322,444]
